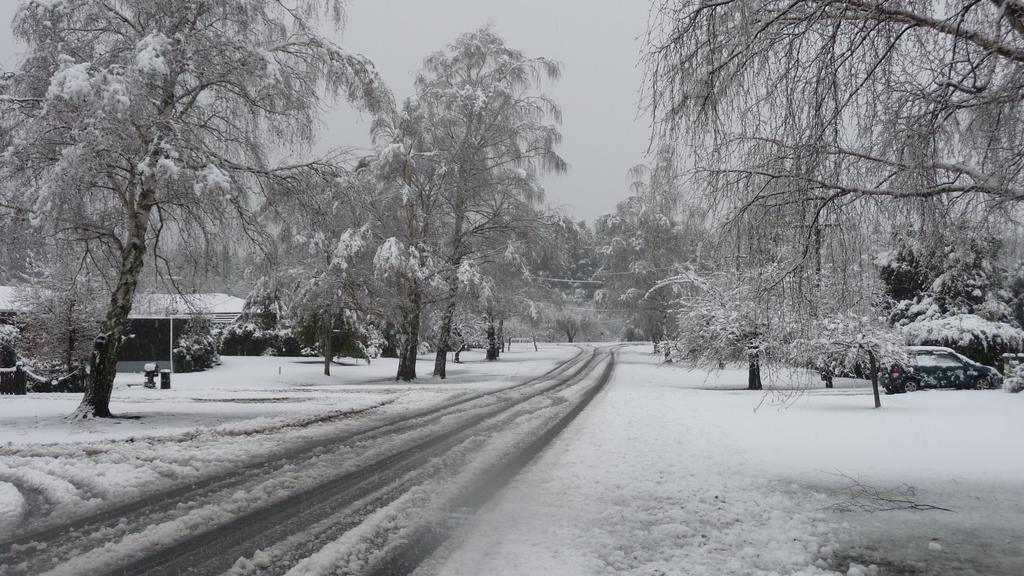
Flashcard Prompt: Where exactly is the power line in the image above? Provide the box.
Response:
[594,267,680,277]
[532,276,603,285]
[533,266,683,285]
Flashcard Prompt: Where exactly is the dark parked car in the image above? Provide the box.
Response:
[885,346,1003,394]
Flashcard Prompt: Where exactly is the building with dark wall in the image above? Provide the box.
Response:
[118,293,245,373]
[0,288,244,373]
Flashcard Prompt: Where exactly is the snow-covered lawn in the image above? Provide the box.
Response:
[425,345,1024,576]
[0,345,577,538]
[0,345,573,444]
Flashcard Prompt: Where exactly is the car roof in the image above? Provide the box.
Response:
[907,346,987,366]
[907,346,957,353]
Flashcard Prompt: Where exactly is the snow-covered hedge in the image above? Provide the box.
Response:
[217,322,302,357]
[902,314,1024,366]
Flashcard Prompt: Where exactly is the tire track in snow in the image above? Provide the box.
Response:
[0,347,591,575]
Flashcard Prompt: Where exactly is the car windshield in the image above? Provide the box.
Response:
[914,352,963,367]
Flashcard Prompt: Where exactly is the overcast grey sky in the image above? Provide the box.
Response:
[0,0,653,222]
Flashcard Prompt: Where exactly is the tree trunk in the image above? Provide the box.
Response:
[486,322,498,361]
[747,347,763,391]
[432,278,459,379]
[869,351,881,409]
[396,283,421,381]
[433,186,466,378]
[323,318,333,377]
[532,335,538,352]
[496,318,504,359]
[74,204,152,419]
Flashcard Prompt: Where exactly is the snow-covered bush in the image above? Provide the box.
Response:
[0,324,19,366]
[902,314,1024,367]
[217,322,302,357]
[1003,356,1024,393]
[170,317,220,373]
[173,333,220,373]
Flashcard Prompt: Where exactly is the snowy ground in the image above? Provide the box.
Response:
[0,345,577,538]
[2,343,1021,575]
[0,346,572,444]
[421,345,1024,576]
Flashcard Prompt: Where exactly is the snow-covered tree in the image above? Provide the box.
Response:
[363,151,448,380]
[788,314,908,408]
[550,307,596,344]
[274,167,380,375]
[378,28,565,379]
[665,271,772,390]
[594,148,704,348]
[647,0,1024,211]
[0,1,389,417]
[881,230,1024,365]
[15,252,105,379]
[885,232,1010,326]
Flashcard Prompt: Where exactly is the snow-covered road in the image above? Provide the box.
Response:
[0,345,617,576]
[419,345,1024,576]
[2,344,1021,576]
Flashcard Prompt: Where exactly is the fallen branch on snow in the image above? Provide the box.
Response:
[828,472,954,513]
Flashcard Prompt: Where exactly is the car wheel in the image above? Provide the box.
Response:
[974,376,994,390]
[904,379,920,393]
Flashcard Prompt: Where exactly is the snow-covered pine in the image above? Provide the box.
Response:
[0,0,390,418]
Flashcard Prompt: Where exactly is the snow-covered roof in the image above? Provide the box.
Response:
[0,287,244,321]
[0,286,20,313]
[131,293,245,319]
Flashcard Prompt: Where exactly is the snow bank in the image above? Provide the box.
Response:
[0,482,24,536]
